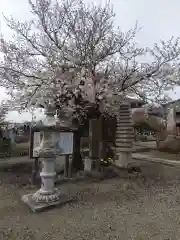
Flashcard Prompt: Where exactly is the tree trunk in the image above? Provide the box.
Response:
[72,129,83,171]
[89,118,102,171]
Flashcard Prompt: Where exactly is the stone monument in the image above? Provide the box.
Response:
[22,100,73,212]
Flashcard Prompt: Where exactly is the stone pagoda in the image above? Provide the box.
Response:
[112,95,134,168]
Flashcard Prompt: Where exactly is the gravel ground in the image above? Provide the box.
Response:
[1,162,180,239]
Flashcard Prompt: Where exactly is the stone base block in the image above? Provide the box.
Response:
[21,193,74,212]
[116,152,132,168]
[111,163,129,178]
[84,158,92,172]
[111,163,141,178]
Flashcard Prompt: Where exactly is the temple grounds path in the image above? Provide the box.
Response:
[1,158,180,239]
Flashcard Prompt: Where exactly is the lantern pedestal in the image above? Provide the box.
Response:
[21,192,72,212]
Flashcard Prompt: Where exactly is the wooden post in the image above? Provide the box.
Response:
[63,154,73,178]
[68,154,73,178]
[30,128,41,185]
[64,155,69,178]
[89,119,93,161]
[89,118,102,171]
[29,127,34,159]
[72,129,83,171]
[96,116,103,171]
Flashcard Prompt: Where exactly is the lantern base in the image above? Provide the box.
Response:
[32,188,61,203]
[21,192,74,212]
[116,152,132,168]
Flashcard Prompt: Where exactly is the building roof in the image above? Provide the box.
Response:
[126,97,145,104]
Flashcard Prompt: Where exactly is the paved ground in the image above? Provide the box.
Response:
[1,160,180,239]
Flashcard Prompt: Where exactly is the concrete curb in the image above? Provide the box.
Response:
[133,153,180,167]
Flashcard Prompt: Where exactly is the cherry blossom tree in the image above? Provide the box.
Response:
[0,0,180,121]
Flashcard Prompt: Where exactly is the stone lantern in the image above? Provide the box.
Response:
[22,100,73,212]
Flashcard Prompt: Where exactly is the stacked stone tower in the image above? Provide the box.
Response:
[115,101,134,168]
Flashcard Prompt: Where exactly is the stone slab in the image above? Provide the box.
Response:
[21,193,74,212]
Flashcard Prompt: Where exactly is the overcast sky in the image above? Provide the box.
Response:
[1,0,180,122]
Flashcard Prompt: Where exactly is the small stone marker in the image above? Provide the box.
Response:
[84,156,92,172]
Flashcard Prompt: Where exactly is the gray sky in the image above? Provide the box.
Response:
[1,0,180,122]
